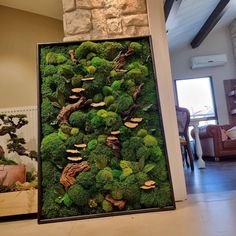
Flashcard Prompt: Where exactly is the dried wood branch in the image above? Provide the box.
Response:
[114,47,134,70]
[60,161,90,190]
[105,194,126,210]
[57,97,87,124]
[69,49,77,64]
[132,83,144,100]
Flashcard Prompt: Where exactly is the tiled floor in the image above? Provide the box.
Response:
[1,190,236,236]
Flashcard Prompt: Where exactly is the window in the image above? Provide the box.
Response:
[175,77,217,124]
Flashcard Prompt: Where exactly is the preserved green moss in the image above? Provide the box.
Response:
[40,132,67,165]
[96,167,113,185]
[69,111,86,129]
[68,184,88,206]
[104,96,115,106]
[75,41,98,60]
[102,200,113,212]
[46,52,67,65]
[40,38,173,220]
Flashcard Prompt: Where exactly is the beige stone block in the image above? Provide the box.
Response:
[104,0,122,8]
[135,26,150,36]
[76,0,92,9]
[63,9,92,35]
[123,26,137,36]
[107,18,123,35]
[122,14,148,26]
[121,0,147,15]
[91,0,105,8]
[62,0,76,12]
[63,34,91,42]
[105,6,121,18]
[91,9,108,39]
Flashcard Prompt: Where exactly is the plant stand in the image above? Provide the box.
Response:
[0,189,37,217]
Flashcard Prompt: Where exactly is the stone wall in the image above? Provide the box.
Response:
[62,0,150,41]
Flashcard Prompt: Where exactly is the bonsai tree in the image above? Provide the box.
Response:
[0,114,37,160]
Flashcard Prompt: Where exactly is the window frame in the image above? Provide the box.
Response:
[174,76,218,123]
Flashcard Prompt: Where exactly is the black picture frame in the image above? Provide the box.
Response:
[37,36,176,224]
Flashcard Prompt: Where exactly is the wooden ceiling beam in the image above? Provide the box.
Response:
[191,0,230,49]
[164,0,175,22]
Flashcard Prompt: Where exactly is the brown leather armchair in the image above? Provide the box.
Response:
[191,124,236,161]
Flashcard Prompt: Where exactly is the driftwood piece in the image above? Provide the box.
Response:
[57,97,89,124]
[105,194,126,210]
[114,47,134,70]
[120,104,138,121]
[60,161,90,190]
[106,137,120,159]
[69,49,77,64]
[133,83,144,100]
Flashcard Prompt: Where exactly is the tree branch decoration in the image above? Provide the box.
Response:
[114,47,134,70]
[0,114,37,160]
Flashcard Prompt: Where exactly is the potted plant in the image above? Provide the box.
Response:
[0,114,37,192]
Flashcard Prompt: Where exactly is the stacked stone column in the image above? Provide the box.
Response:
[62,0,150,41]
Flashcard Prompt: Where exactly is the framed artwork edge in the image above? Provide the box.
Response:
[37,35,176,224]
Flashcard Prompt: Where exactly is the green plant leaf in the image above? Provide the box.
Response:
[149,129,156,134]
[143,104,153,112]
[51,102,62,109]
[112,169,122,178]
[138,156,145,170]
[63,193,73,207]
[56,89,65,107]
[47,95,58,103]
[143,163,156,173]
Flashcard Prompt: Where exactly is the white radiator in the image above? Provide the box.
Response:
[0,106,38,172]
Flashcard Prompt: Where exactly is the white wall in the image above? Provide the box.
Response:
[147,0,187,201]
[170,26,236,125]
[0,6,63,108]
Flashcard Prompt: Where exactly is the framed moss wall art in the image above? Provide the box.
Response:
[37,36,175,223]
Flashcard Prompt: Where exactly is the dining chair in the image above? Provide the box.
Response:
[176,106,194,171]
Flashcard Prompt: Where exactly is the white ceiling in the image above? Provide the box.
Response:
[167,0,236,51]
[0,0,63,20]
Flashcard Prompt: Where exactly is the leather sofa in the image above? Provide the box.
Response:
[191,124,236,161]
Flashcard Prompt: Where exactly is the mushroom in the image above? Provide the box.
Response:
[91,102,106,107]
[124,122,139,128]
[71,88,85,93]
[144,180,156,187]
[130,118,143,123]
[81,77,95,81]
[69,95,80,100]
[140,185,155,190]
[67,157,82,161]
[66,149,80,154]
[107,136,119,141]
[111,131,120,135]
[74,144,87,148]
